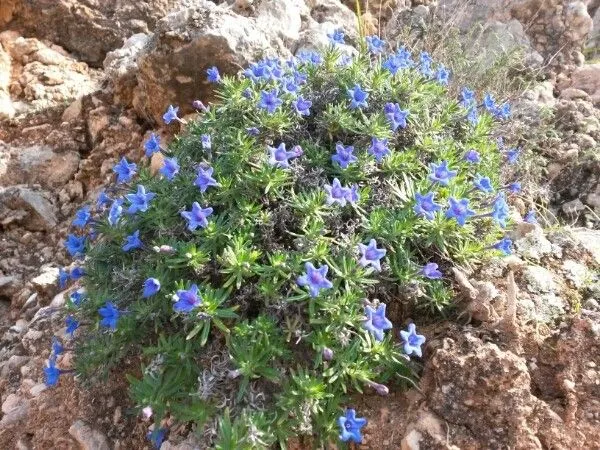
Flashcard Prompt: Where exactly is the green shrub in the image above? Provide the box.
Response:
[52,32,518,448]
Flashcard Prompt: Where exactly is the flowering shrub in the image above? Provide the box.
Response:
[51,32,520,447]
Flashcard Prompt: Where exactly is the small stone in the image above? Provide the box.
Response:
[29,383,48,397]
[562,198,585,215]
[31,266,59,295]
[562,379,576,392]
[69,420,110,450]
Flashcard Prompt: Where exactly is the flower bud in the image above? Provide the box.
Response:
[142,406,153,419]
[192,100,209,112]
[367,380,389,396]
[322,347,334,361]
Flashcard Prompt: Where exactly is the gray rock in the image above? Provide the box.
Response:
[561,198,586,215]
[0,186,57,231]
[69,420,111,450]
[0,394,29,429]
[31,266,59,296]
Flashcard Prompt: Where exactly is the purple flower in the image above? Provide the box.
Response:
[144,133,161,157]
[473,175,494,193]
[347,84,368,110]
[358,239,386,271]
[507,182,521,194]
[338,409,367,443]
[126,185,156,214]
[292,96,312,116]
[368,137,390,162]
[98,301,120,329]
[493,238,513,255]
[58,268,69,289]
[192,100,209,112]
[113,157,137,184]
[201,134,211,150]
[65,315,79,336]
[322,347,334,361]
[384,102,409,131]
[70,266,85,280]
[436,65,450,85]
[325,178,350,206]
[505,148,520,164]
[363,304,393,341]
[328,28,345,45]
[194,166,219,192]
[72,206,91,228]
[206,66,220,83]
[143,278,161,298]
[483,93,496,111]
[64,234,86,257]
[283,77,300,95]
[421,262,442,279]
[414,192,442,220]
[246,127,260,136]
[122,230,142,252]
[400,323,426,357]
[258,89,283,113]
[346,184,360,205]
[268,143,299,169]
[160,157,180,181]
[490,194,510,228]
[445,197,476,226]
[428,161,457,186]
[173,284,202,313]
[366,35,385,54]
[108,199,123,226]
[331,143,357,169]
[44,359,61,386]
[163,105,180,124]
[297,262,333,298]
[464,149,480,164]
[181,202,213,231]
[524,210,537,224]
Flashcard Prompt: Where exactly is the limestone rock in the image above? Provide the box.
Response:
[0,186,57,231]
[68,420,110,450]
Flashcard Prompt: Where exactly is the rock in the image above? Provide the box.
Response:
[565,64,600,106]
[0,0,19,27]
[571,228,600,265]
[30,266,59,296]
[513,225,552,261]
[308,0,358,39]
[68,420,111,450]
[0,394,29,429]
[562,198,586,215]
[560,87,590,101]
[132,1,292,123]
[0,186,57,231]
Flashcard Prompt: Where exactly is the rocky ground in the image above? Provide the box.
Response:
[1,0,600,449]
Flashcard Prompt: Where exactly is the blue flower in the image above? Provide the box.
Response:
[505,147,520,164]
[147,428,167,449]
[194,166,219,192]
[297,262,333,298]
[496,102,511,120]
[366,35,385,54]
[160,157,180,181]
[384,102,409,131]
[325,178,350,206]
[473,175,494,193]
[493,238,513,255]
[58,268,69,289]
[144,133,161,157]
[51,337,64,359]
[363,304,393,341]
[347,84,368,109]
[368,137,390,162]
[72,206,91,228]
[258,89,283,113]
[206,66,220,83]
[414,192,442,220]
[428,161,457,186]
[358,239,386,272]
[421,262,442,279]
[293,70,308,85]
[328,28,345,45]
[346,184,360,205]
[268,143,299,169]
[445,197,476,226]
[181,202,213,231]
[292,96,312,116]
[467,106,478,125]
[108,199,123,227]
[70,290,85,306]
[419,51,434,77]
[70,266,85,280]
[122,230,142,252]
[297,50,323,66]
[483,93,496,111]
[338,409,367,443]
[96,190,111,209]
[436,65,450,85]
[44,359,61,386]
[524,210,537,224]
[113,157,137,184]
[382,48,413,74]
[163,105,180,124]
[331,143,357,169]
[464,149,480,164]
[173,284,202,313]
[400,323,426,357]
[490,194,510,228]
[201,134,211,150]
[98,301,120,329]
[246,127,260,136]
[461,87,475,108]
[126,185,156,214]
[65,315,79,336]
[143,278,161,298]
[507,182,521,193]
[64,234,86,257]
[244,61,271,81]
[282,77,299,95]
